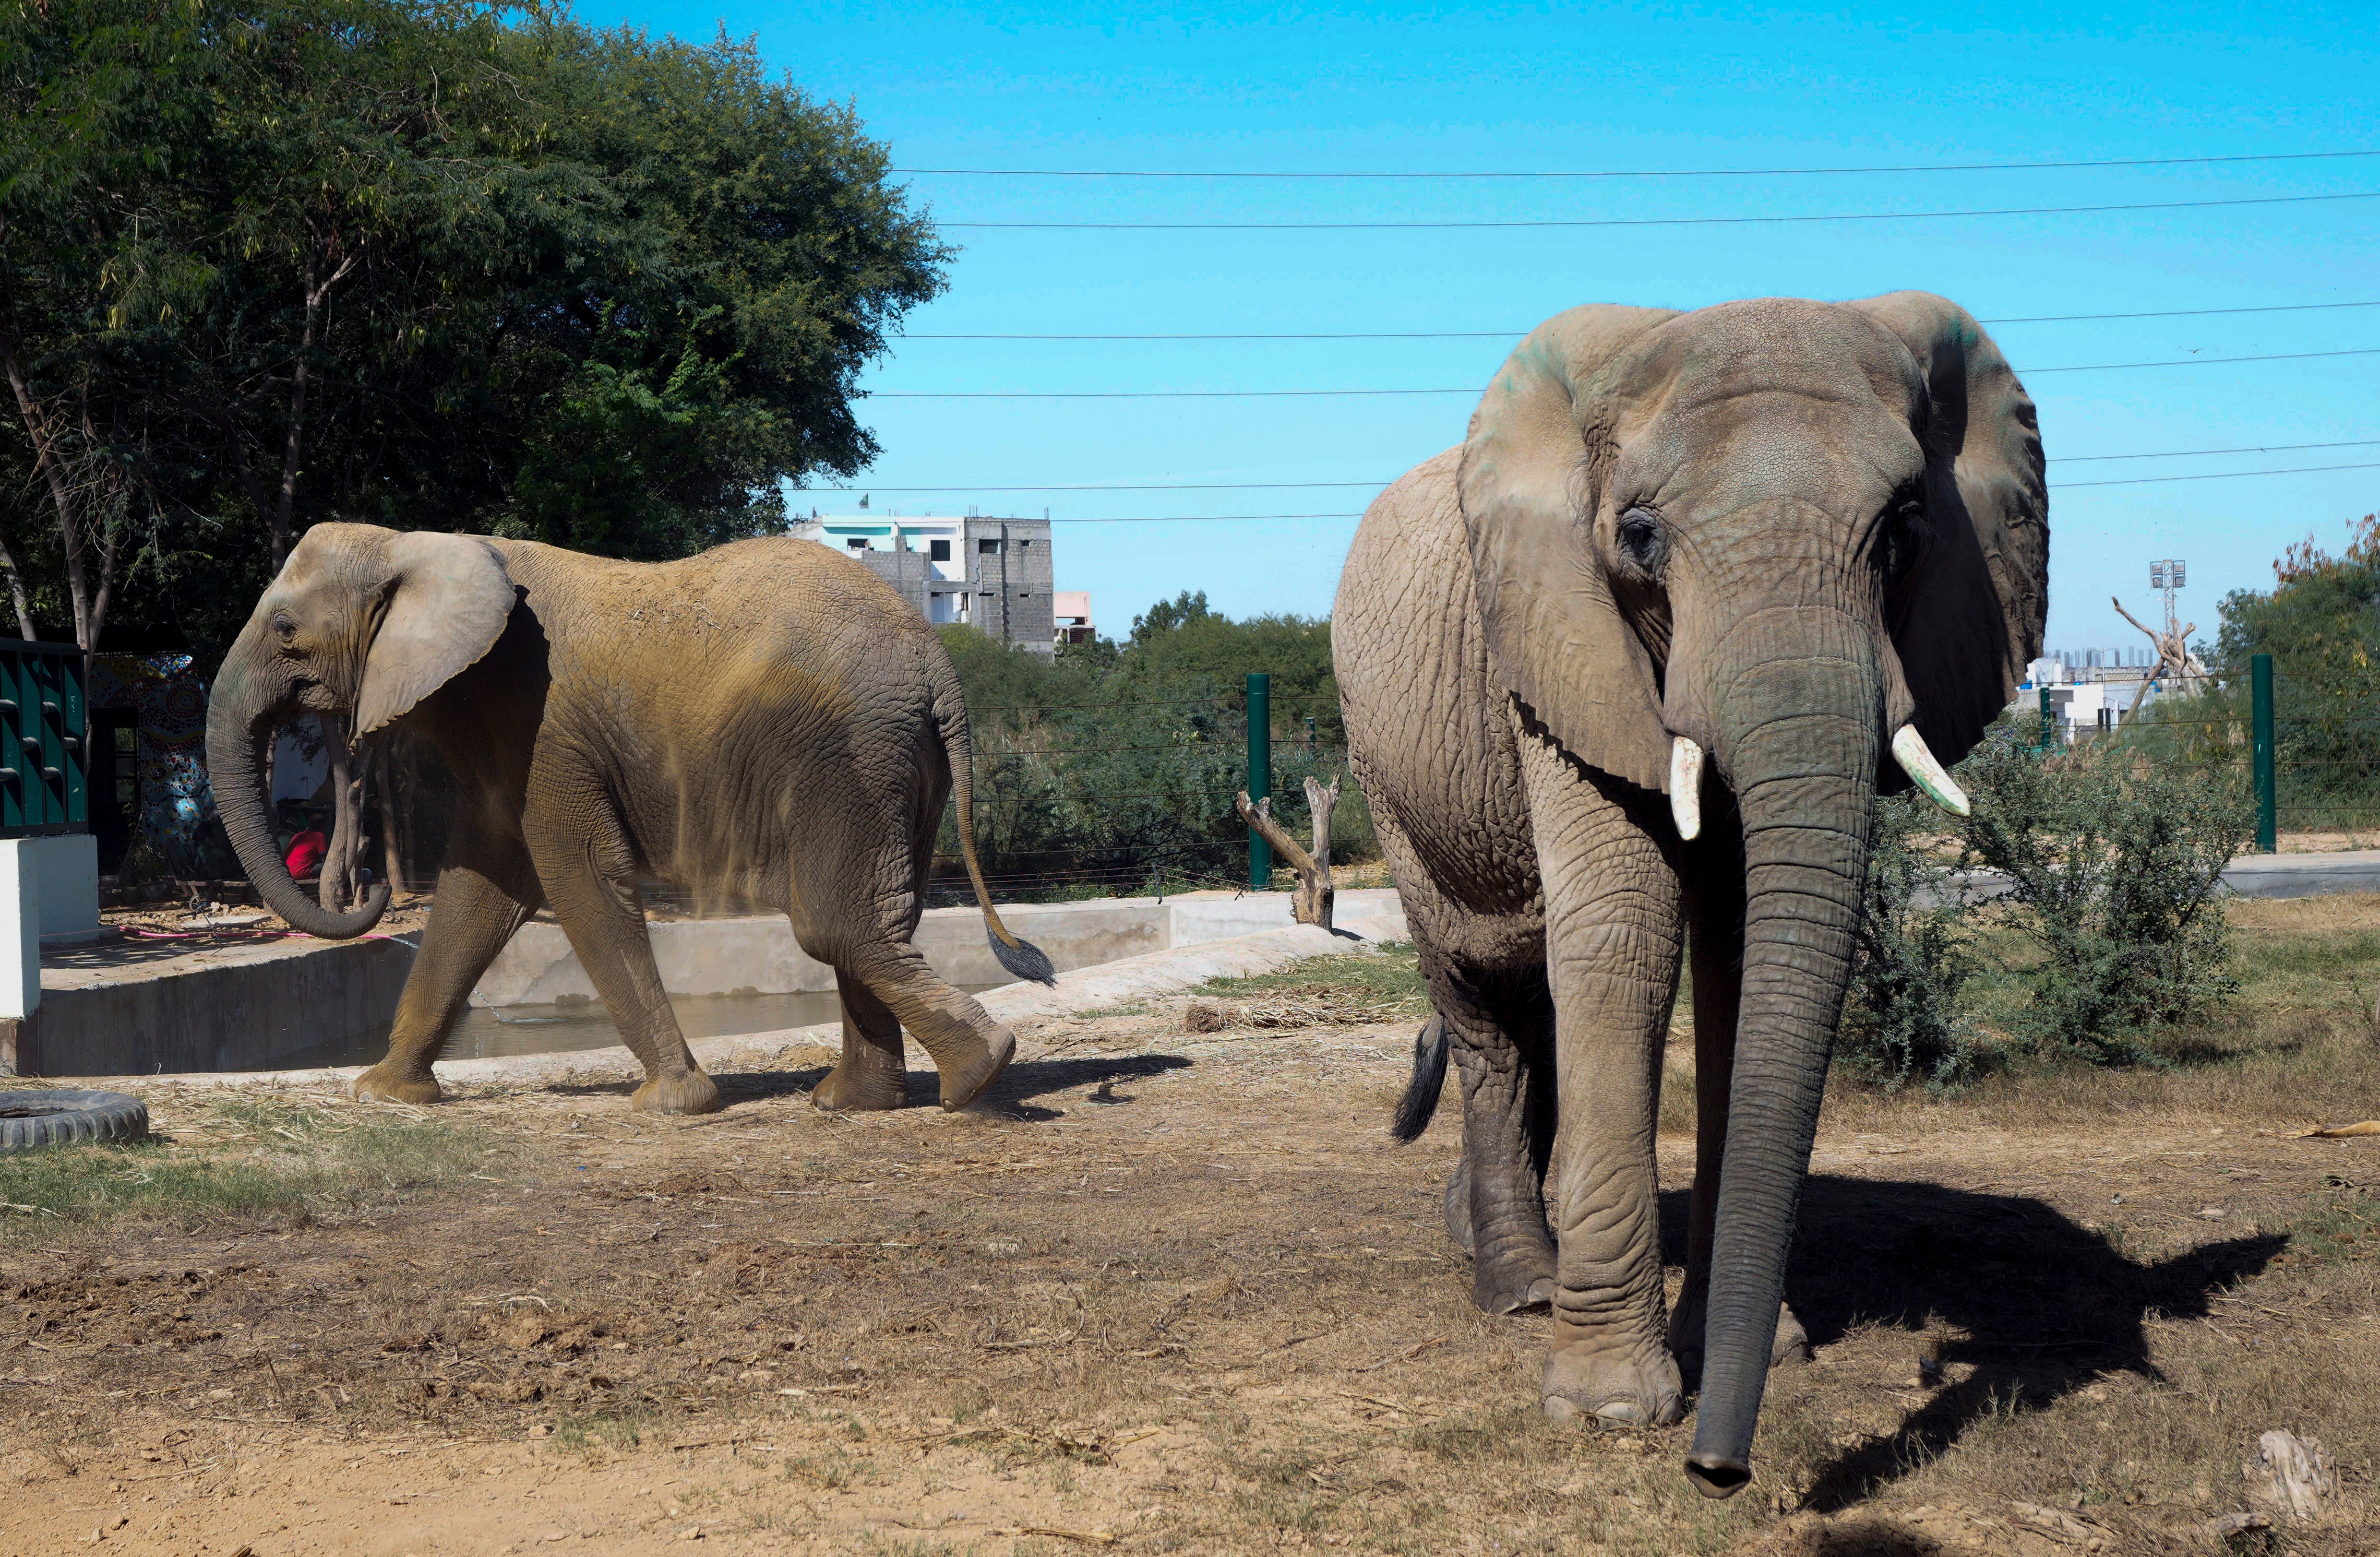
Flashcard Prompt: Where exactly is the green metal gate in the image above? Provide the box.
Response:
[0,642,89,838]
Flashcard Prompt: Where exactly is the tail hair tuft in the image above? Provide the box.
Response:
[1389,1015,1449,1142]
[990,928,1058,987]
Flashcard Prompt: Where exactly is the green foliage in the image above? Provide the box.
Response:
[1,0,946,655]
[932,606,1372,899]
[1842,793,1981,1091]
[2195,510,2380,831]
[1958,730,2251,1065]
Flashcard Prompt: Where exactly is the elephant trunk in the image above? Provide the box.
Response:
[1684,607,1879,1498]
[205,656,390,940]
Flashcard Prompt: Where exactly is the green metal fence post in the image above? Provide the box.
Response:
[1247,672,1272,889]
[2252,651,2276,853]
[2038,685,2055,751]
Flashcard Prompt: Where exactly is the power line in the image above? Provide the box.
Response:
[842,459,2380,525]
[2055,438,2380,464]
[938,189,2380,231]
[2054,460,2380,489]
[791,440,2380,495]
[898,300,2380,341]
[867,346,2380,398]
[893,148,2380,180]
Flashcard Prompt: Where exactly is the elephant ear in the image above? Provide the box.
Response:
[1849,291,2049,767]
[1459,304,1681,793]
[354,531,517,736]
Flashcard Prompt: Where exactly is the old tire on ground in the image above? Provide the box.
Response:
[0,1089,150,1152]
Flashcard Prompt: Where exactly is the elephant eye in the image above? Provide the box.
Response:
[1616,508,1667,572]
[272,612,297,645]
[1880,496,1928,579]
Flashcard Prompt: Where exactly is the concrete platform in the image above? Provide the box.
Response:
[475,888,1405,1003]
[28,932,416,1077]
[16,890,1406,1078]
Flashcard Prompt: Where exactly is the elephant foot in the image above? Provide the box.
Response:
[1670,1298,1811,1387]
[811,1060,910,1112]
[931,1030,1015,1112]
[1771,1303,1813,1367]
[351,1065,441,1106]
[1474,1263,1557,1316]
[1541,1344,1685,1427]
[631,1069,722,1115]
[1448,1161,1557,1313]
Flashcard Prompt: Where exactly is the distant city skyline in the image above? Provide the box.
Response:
[611,1,2377,649]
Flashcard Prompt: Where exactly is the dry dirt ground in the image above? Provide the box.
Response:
[3,935,2376,1557]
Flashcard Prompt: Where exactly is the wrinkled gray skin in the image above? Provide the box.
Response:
[206,526,1053,1116]
[1335,294,2047,1496]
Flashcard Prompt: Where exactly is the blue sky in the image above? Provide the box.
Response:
[613,1,2377,653]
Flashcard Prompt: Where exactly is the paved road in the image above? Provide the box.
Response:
[1920,848,2380,908]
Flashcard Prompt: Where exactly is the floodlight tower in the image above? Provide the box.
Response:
[2149,558,2186,641]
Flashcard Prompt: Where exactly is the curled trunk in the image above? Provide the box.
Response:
[205,665,389,939]
[1684,615,1879,1497]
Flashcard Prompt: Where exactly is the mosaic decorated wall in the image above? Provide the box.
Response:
[89,651,234,877]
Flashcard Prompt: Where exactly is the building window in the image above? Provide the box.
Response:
[1019,539,1033,549]
[978,539,1001,555]
[846,538,868,550]
[929,539,951,562]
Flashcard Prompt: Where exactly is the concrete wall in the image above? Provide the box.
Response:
[26,888,1405,1077]
[472,889,1340,1005]
[34,832,99,938]
[33,934,416,1076]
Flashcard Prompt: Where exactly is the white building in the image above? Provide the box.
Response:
[791,515,1072,656]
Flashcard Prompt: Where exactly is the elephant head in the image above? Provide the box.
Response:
[205,523,519,938]
[1460,293,2046,1494]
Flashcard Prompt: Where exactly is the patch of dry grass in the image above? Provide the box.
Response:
[1823,893,2380,1136]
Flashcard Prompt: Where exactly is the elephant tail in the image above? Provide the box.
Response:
[1389,1014,1449,1142]
[935,670,1058,987]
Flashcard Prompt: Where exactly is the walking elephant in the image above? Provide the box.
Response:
[206,525,1055,1115]
[1335,294,2046,1495]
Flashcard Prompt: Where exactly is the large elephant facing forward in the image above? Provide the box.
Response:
[1336,294,2046,1496]
[207,526,1055,1115]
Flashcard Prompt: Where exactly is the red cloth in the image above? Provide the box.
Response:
[284,830,328,878]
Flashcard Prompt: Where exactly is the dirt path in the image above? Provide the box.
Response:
[4,1005,2374,1555]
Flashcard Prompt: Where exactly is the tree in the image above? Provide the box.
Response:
[2206,508,2380,826]
[1,0,949,656]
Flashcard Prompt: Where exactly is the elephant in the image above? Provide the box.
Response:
[205,524,1057,1115]
[1334,293,2046,1496]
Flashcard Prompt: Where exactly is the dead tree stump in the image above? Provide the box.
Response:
[1235,774,1344,930]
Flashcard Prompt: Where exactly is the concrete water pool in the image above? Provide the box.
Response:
[26,890,1402,1078]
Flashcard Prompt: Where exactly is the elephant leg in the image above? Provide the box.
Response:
[835,938,1014,1111]
[1427,949,1559,1315]
[352,833,541,1106]
[1516,732,1687,1427]
[1670,807,1812,1380]
[810,969,911,1112]
[525,807,719,1116]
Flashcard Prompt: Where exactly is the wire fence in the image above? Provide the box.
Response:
[921,678,1360,907]
[2032,655,2380,838]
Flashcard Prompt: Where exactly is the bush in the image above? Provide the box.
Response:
[1844,792,1983,1091]
[1958,729,2251,1065]
[931,608,1378,901]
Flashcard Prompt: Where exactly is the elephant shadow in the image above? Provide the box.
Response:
[1657,1175,2288,1511]
[703,1051,1193,1118]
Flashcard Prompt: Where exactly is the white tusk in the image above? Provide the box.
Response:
[1669,736,1704,841]
[1891,724,1970,818]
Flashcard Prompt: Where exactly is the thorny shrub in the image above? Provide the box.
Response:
[1956,728,2252,1065]
[1843,791,1982,1091]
